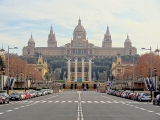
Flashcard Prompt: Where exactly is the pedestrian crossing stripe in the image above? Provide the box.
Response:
[10,100,154,104]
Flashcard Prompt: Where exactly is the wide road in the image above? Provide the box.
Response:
[0,90,159,120]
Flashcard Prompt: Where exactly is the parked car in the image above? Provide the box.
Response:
[35,91,42,97]
[18,92,26,100]
[0,93,10,104]
[83,87,87,91]
[29,91,36,98]
[40,89,48,95]
[133,92,140,101]
[138,93,151,102]
[153,94,160,105]
[9,92,23,101]
[0,96,3,104]
[24,92,31,99]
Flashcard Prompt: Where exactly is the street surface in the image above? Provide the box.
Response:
[0,90,159,120]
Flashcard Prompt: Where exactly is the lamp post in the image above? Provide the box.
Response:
[142,46,152,79]
[21,72,22,90]
[16,70,18,89]
[154,68,157,91]
[1,67,5,90]
[7,46,18,94]
[140,73,142,88]
[132,56,134,92]
[136,73,138,88]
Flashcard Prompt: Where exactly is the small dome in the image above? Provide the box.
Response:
[28,34,35,42]
[125,34,131,43]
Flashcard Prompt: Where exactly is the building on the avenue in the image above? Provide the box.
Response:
[33,53,48,79]
[23,18,137,86]
[111,53,133,79]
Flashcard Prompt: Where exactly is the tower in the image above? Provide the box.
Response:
[28,34,35,48]
[102,26,112,48]
[47,25,57,47]
[124,34,132,48]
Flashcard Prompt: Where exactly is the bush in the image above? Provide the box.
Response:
[0,90,6,93]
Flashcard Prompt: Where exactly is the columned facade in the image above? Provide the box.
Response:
[88,59,92,81]
[67,58,71,81]
[82,58,84,81]
[74,58,78,81]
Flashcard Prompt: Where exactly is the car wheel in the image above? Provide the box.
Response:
[7,100,9,103]
[3,100,5,104]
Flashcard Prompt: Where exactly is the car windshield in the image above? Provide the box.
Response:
[0,93,5,96]
[143,93,150,96]
[11,93,19,95]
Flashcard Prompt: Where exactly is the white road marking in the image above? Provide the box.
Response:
[61,101,65,103]
[54,101,59,103]
[20,106,25,107]
[100,101,105,103]
[94,101,99,103]
[140,108,146,110]
[87,101,92,103]
[155,113,160,115]
[106,101,112,103]
[147,110,154,112]
[6,110,13,112]
[0,112,4,114]
[68,101,72,103]
[14,108,19,109]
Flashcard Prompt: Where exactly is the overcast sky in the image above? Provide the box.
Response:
[0,0,160,55]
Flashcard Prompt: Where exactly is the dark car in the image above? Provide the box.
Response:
[153,94,160,105]
[9,92,23,101]
[83,87,87,91]
[0,93,10,104]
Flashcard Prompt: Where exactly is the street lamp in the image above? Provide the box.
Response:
[21,72,23,90]
[141,46,152,79]
[136,73,139,88]
[1,67,5,90]
[140,73,142,88]
[16,70,18,89]
[154,68,157,91]
[7,46,18,94]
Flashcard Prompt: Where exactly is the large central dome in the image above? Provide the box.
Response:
[73,18,86,40]
[74,19,86,32]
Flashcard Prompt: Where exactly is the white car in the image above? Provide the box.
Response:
[19,92,25,100]
[138,93,151,102]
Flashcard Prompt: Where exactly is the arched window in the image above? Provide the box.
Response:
[129,50,132,55]
[27,49,30,54]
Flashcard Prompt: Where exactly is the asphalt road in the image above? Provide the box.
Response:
[0,90,159,120]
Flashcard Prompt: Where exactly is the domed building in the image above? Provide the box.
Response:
[23,18,137,85]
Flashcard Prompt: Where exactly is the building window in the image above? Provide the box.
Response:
[129,50,132,55]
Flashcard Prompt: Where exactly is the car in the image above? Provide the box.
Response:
[100,90,106,93]
[0,93,10,104]
[24,92,31,99]
[83,87,87,91]
[153,94,160,105]
[0,96,3,104]
[133,92,140,101]
[40,89,48,95]
[9,92,23,101]
[138,93,151,102]
[18,92,26,100]
[29,91,36,98]
[35,91,42,97]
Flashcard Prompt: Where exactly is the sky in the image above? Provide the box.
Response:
[0,0,160,55]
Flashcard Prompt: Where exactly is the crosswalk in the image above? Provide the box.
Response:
[53,91,105,94]
[9,100,153,104]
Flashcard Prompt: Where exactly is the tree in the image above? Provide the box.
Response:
[44,72,51,81]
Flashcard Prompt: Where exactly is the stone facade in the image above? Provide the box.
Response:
[23,18,137,58]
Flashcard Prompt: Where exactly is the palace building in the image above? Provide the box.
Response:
[23,18,137,84]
